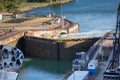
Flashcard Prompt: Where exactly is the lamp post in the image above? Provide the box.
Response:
[60,0,64,28]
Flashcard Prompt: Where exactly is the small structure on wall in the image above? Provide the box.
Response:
[0,14,2,20]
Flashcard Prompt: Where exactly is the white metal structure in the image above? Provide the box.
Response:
[67,71,89,80]
[0,45,24,80]
[0,70,18,80]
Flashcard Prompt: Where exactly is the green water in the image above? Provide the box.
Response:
[18,57,72,80]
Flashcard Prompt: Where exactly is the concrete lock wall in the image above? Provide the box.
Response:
[59,41,95,60]
[25,23,79,38]
[24,37,98,60]
[0,20,96,60]
[67,23,79,33]
[0,30,25,45]
[24,38,58,59]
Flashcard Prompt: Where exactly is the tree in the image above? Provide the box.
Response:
[0,0,5,12]
[0,0,26,13]
[27,0,60,3]
[4,0,18,13]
